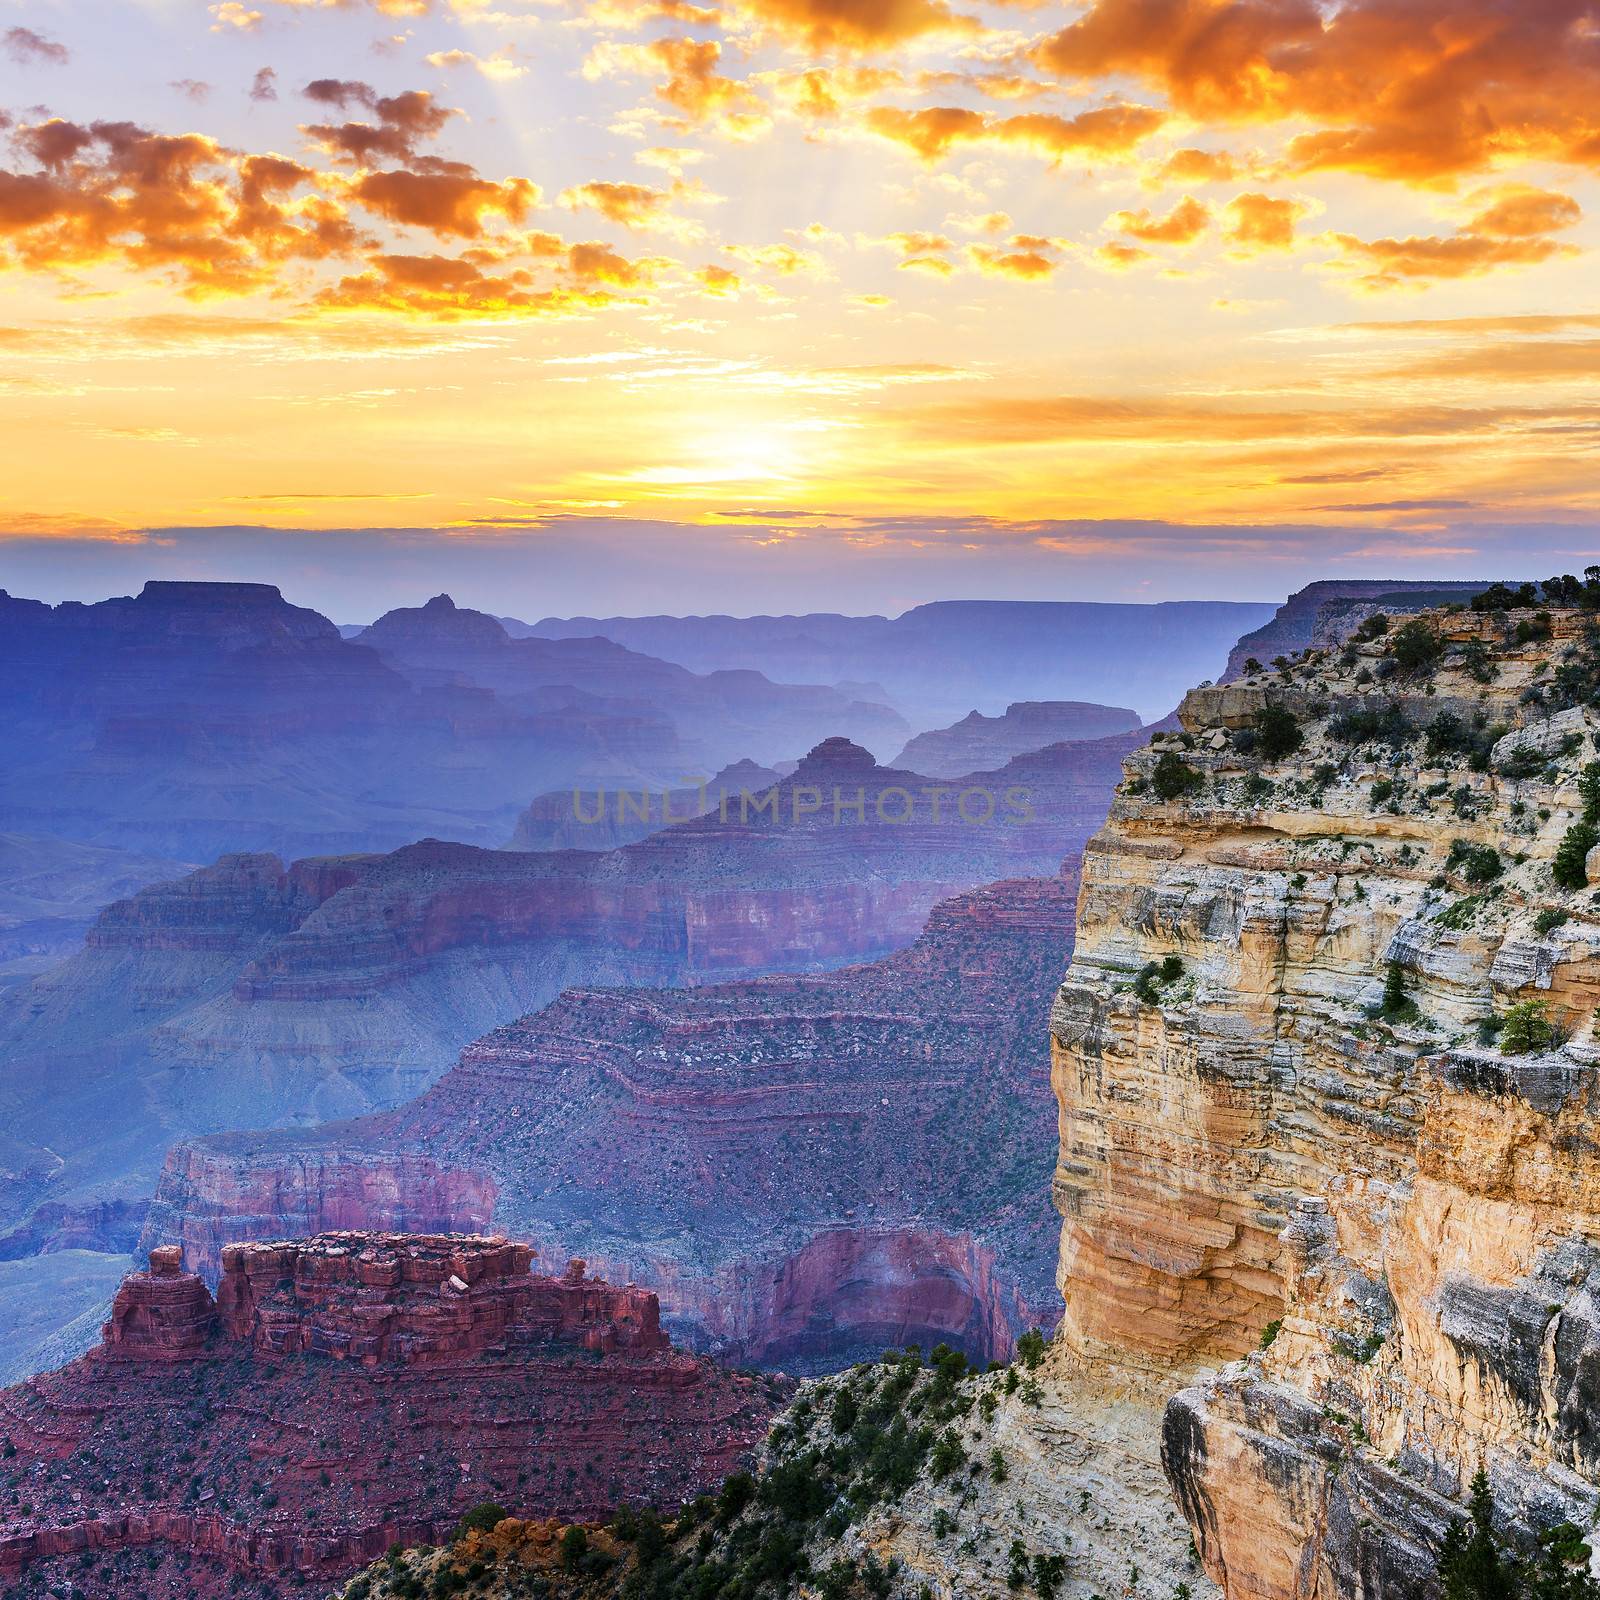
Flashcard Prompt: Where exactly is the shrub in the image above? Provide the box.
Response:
[1353,613,1389,641]
[1151,751,1202,802]
[1329,705,1414,746]
[453,1504,507,1541]
[1390,618,1443,673]
[1259,1318,1282,1350]
[1553,823,1598,889]
[1255,703,1303,761]
[1015,1328,1047,1369]
[1448,840,1503,884]
[1535,908,1569,936]
[1500,1000,1552,1056]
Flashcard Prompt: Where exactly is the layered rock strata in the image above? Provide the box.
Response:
[0,733,1126,1279]
[146,873,1081,1370]
[1041,598,1600,1594]
[0,1234,778,1599]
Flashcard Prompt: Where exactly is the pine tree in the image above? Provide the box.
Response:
[1381,960,1407,1017]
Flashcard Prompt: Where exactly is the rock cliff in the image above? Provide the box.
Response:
[1042,596,1600,1595]
[145,871,1081,1371]
[0,1234,779,1598]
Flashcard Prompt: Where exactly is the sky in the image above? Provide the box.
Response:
[2,0,1599,617]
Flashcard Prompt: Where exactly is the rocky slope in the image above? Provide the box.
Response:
[332,1336,1204,1600]
[1046,596,1600,1596]
[0,583,901,861]
[144,870,1080,1372]
[891,701,1141,778]
[0,733,1123,1277]
[0,1234,780,1600]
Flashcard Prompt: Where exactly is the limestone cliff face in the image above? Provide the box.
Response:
[1042,600,1600,1596]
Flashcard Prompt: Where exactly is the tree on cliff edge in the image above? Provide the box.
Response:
[1437,1470,1599,1600]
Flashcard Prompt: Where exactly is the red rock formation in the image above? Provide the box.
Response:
[147,873,1079,1371]
[0,1235,780,1599]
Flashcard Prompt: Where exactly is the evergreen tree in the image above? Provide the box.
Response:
[1553,822,1597,890]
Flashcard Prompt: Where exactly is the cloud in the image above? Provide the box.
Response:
[1113,194,1209,244]
[585,36,762,129]
[966,236,1062,279]
[250,67,280,102]
[1222,191,1309,254]
[349,170,539,237]
[4,26,69,65]
[1032,0,1600,183]
[424,47,528,81]
[170,80,213,104]
[731,0,980,51]
[1148,147,1238,186]
[210,3,264,30]
[1327,186,1583,289]
[865,101,1166,163]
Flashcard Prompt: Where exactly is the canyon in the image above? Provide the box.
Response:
[0,731,1127,1281]
[891,701,1142,778]
[0,1233,780,1600]
[335,589,1600,1600]
[144,869,1081,1372]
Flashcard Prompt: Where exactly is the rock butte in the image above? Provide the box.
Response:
[144,872,1081,1371]
[0,1233,779,1598]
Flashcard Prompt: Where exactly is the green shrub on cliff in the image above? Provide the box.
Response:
[1151,752,1202,802]
[1254,704,1303,761]
[1499,1001,1552,1056]
[1553,823,1598,889]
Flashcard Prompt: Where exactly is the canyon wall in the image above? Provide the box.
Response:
[145,871,1080,1370]
[0,1234,780,1599]
[1043,599,1600,1596]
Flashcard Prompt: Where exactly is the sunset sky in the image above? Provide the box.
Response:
[3,0,1600,615]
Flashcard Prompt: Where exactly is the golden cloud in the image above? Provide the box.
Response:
[1033,0,1600,183]
[1222,191,1308,254]
[1113,194,1209,244]
[865,101,1165,162]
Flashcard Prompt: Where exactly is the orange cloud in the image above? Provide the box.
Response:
[1113,194,1209,244]
[966,238,1061,279]
[1149,147,1239,186]
[1222,191,1308,254]
[731,0,980,51]
[1033,0,1600,182]
[350,171,538,238]
[695,262,743,295]
[1326,184,1583,290]
[865,102,1165,162]
[560,179,680,228]
[587,36,760,128]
